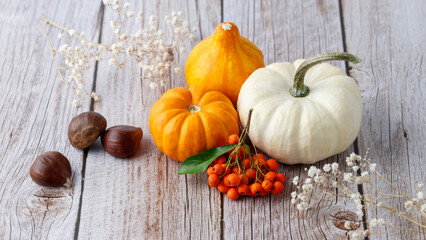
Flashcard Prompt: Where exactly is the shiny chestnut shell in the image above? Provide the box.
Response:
[68,111,107,149]
[101,125,143,158]
[29,151,72,187]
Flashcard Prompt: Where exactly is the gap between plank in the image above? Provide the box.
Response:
[338,0,369,239]
[73,3,105,240]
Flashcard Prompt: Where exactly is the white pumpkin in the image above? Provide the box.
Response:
[237,52,362,164]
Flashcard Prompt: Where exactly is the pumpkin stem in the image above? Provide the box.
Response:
[188,104,201,113]
[290,52,361,97]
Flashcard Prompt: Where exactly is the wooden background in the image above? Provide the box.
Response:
[0,0,424,239]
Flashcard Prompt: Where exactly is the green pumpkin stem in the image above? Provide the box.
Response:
[289,52,361,97]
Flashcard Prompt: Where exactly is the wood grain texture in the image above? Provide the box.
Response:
[0,0,424,239]
[76,0,223,239]
[343,0,426,239]
[222,0,364,239]
[0,1,102,239]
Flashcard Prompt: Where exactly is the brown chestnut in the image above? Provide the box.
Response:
[29,151,73,187]
[68,111,107,149]
[101,125,143,158]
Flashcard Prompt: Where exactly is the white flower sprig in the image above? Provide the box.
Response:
[291,150,425,239]
[42,1,197,107]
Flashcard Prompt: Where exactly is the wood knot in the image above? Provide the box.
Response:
[329,211,361,231]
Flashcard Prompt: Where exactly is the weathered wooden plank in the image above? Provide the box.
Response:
[222,0,363,239]
[342,0,426,239]
[77,1,222,239]
[0,1,102,239]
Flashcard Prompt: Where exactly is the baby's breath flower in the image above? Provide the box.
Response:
[405,200,413,210]
[149,81,158,89]
[369,163,377,171]
[416,191,424,200]
[174,67,181,73]
[343,173,354,182]
[421,204,426,214]
[377,202,383,207]
[68,29,76,36]
[159,80,166,86]
[72,99,79,108]
[323,164,331,172]
[127,11,134,18]
[292,176,299,185]
[344,221,351,230]
[352,166,359,172]
[58,33,63,39]
[103,0,110,4]
[110,20,116,28]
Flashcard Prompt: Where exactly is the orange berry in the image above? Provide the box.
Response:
[222,164,231,175]
[208,174,220,187]
[228,134,239,145]
[245,169,256,180]
[215,156,226,164]
[262,179,273,192]
[227,188,240,200]
[213,164,224,174]
[271,181,284,195]
[260,187,269,196]
[276,173,286,184]
[226,173,240,187]
[254,156,266,167]
[218,181,229,193]
[223,175,231,187]
[230,148,244,162]
[243,159,251,169]
[266,159,278,172]
[265,172,277,182]
[239,174,249,185]
[237,184,250,196]
[232,167,240,174]
[207,166,214,175]
[250,183,263,195]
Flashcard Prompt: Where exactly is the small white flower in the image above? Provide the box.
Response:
[355,177,362,184]
[103,0,109,4]
[77,83,83,89]
[108,58,117,65]
[369,163,377,171]
[307,166,317,177]
[417,191,424,200]
[304,178,312,184]
[179,47,186,54]
[352,166,359,172]
[344,221,351,230]
[159,80,166,86]
[418,183,424,190]
[123,2,130,8]
[173,67,181,73]
[189,34,195,41]
[346,157,354,166]
[421,204,426,214]
[127,11,134,18]
[323,164,331,172]
[377,202,383,207]
[192,27,197,32]
[356,210,363,218]
[361,171,369,178]
[80,32,86,38]
[377,218,385,225]
[357,204,363,211]
[343,173,353,182]
[369,218,378,227]
[149,81,158,89]
[110,20,116,28]
[404,200,413,210]
[296,202,309,210]
[292,176,299,185]
[291,191,297,198]
[58,33,64,39]
[331,162,339,171]
[72,99,79,107]
[331,181,338,187]
[68,29,75,36]
[291,199,297,204]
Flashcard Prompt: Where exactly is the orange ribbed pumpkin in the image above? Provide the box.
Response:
[185,22,265,107]
[149,87,239,162]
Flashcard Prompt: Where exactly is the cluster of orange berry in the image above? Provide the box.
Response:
[206,134,286,200]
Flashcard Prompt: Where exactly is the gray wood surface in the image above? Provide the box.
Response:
[0,0,424,239]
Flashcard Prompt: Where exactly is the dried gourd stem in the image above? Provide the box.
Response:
[290,52,361,97]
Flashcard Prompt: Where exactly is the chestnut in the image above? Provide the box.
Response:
[29,151,72,187]
[68,111,107,149]
[101,125,143,158]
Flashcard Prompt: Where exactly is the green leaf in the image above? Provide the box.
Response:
[178,144,236,175]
